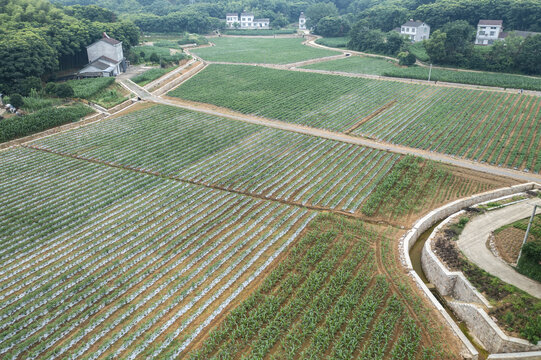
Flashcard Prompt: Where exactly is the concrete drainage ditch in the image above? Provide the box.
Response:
[400,183,541,360]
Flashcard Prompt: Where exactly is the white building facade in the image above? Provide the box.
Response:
[226,12,269,29]
[400,20,430,42]
[79,33,126,77]
[299,12,306,30]
[475,20,503,45]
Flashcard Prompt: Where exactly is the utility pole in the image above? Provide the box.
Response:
[428,63,433,82]
[517,204,538,263]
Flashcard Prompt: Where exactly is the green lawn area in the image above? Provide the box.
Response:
[190,37,340,64]
[302,55,399,75]
[131,66,176,86]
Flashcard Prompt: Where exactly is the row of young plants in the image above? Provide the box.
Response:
[355,84,541,172]
[383,66,541,92]
[171,64,541,172]
[187,214,428,359]
[29,105,401,214]
[178,128,400,213]
[30,105,262,176]
[362,156,450,218]
[0,147,316,358]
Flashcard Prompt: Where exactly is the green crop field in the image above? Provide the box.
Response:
[302,55,398,75]
[0,96,516,358]
[170,64,541,172]
[190,37,339,64]
[383,66,541,91]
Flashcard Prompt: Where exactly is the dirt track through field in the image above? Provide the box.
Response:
[117,78,541,184]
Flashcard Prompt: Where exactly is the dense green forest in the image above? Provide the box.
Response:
[0,0,139,94]
[1,0,540,94]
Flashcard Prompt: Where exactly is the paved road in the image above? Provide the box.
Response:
[458,198,541,298]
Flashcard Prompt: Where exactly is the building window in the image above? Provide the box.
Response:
[412,28,416,33]
[490,31,495,36]
[491,26,496,29]
[424,28,427,33]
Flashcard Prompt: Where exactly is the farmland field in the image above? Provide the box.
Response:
[0,147,315,358]
[170,64,541,172]
[186,214,459,359]
[189,37,340,64]
[0,73,521,357]
[28,105,509,219]
[302,55,398,75]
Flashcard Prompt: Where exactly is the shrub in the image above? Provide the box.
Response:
[9,93,24,108]
[55,83,75,98]
[398,51,416,66]
[149,52,160,63]
[44,82,58,95]
[0,104,92,143]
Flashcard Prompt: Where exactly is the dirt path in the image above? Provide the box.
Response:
[112,78,541,184]
[457,198,541,298]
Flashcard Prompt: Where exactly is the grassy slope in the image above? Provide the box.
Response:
[190,37,339,64]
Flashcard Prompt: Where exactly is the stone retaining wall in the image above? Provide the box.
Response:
[400,183,541,359]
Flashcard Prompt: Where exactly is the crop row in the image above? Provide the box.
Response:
[29,105,400,213]
[187,214,425,359]
[0,147,315,358]
[170,64,541,172]
[30,105,262,176]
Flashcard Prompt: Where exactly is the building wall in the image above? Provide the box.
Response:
[87,41,123,63]
[401,24,430,42]
[476,25,502,45]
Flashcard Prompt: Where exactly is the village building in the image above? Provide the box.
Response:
[225,12,269,29]
[475,20,504,45]
[78,33,127,77]
[475,20,540,45]
[299,12,306,30]
[400,20,430,42]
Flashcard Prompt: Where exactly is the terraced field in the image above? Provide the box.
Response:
[170,64,541,172]
[189,37,339,64]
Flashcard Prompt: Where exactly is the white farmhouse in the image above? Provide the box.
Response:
[299,12,306,30]
[225,12,269,29]
[400,20,430,42]
[226,13,239,28]
[78,33,126,77]
[475,20,503,45]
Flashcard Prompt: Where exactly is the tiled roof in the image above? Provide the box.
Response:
[478,20,503,26]
[402,21,425,27]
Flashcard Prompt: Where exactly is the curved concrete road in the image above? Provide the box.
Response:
[457,198,541,298]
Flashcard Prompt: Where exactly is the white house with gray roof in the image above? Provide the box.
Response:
[475,20,504,45]
[400,20,430,42]
[78,33,126,77]
[225,12,269,29]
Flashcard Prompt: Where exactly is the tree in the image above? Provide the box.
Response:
[149,52,160,63]
[9,93,24,109]
[517,34,541,74]
[424,30,446,63]
[384,31,405,55]
[440,20,475,65]
[17,76,42,97]
[306,3,338,29]
[398,51,416,65]
[55,83,74,98]
[314,16,350,37]
[0,30,57,94]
